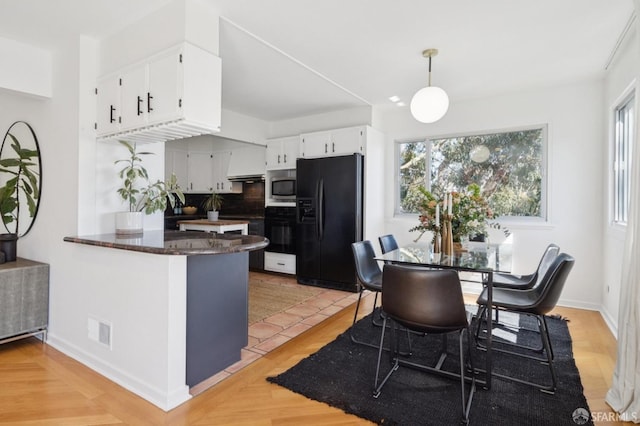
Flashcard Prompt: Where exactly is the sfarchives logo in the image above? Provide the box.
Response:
[572,407,590,425]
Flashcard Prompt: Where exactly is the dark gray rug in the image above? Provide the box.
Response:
[267,309,593,425]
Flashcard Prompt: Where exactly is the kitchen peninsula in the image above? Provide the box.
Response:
[62,231,269,410]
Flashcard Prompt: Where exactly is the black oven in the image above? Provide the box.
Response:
[264,206,296,254]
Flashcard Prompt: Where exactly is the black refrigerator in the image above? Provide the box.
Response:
[296,153,363,292]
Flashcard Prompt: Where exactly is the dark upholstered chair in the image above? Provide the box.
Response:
[475,253,575,394]
[374,265,475,424]
[378,234,399,254]
[492,243,560,289]
[350,241,384,348]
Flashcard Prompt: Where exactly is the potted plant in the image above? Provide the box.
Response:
[115,140,185,234]
[201,191,223,221]
[0,121,42,261]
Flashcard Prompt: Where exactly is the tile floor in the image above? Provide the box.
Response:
[190,272,360,395]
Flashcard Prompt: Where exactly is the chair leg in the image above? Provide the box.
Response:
[373,316,399,398]
[537,314,557,394]
[351,291,412,355]
[460,328,476,424]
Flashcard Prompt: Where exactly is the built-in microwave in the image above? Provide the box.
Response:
[271,177,296,200]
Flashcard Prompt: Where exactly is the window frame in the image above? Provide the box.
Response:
[612,89,635,227]
[394,124,549,224]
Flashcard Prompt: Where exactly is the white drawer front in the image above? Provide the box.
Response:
[264,252,296,275]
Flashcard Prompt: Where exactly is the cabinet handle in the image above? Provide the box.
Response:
[190,182,193,190]
[222,182,225,190]
[284,154,287,163]
[324,143,328,153]
[278,154,281,164]
[277,262,285,266]
[137,96,143,116]
[110,105,115,123]
[147,92,153,112]
[332,142,335,152]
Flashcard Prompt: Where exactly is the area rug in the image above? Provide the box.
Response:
[248,276,324,324]
[268,310,593,425]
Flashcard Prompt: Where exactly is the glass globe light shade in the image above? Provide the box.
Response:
[410,86,450,123]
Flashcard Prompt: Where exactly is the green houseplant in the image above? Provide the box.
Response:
[115,140,184,234]
[0,121,42,261]
[201,192,223,221]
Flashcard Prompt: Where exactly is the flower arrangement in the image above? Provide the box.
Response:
[410,183,495,242]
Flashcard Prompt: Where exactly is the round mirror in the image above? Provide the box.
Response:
[0,121,42,237]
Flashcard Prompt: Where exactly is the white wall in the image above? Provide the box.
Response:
[268,105,372,138]
[602,25,639,335]
[374,80,605,310]
[0,36,52,98]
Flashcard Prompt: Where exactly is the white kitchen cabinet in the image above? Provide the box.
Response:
[96,42,221,143]
[187,151,214,192]
[266,136,300,170]
[96,74,121,136]
[185,150,240,194]
[165,148,188,191]
[300,126,365,158]
[212,151,241,194]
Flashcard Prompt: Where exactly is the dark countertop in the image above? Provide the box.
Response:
[64,231,269,255]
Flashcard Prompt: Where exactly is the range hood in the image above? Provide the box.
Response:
[227,146,266,181]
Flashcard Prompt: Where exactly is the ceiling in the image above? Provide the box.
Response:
[0,0,635,122]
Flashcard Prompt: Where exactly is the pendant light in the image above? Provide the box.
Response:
[410,48,449,123]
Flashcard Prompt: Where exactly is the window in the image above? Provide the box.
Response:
[613,94,634,225]
[397,126,547,219]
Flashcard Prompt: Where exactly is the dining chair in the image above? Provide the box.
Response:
[475,252,575,394]
[374,264,475,424]
[378,234,399,254]
[492,243,560,289]
[350,241,384,348]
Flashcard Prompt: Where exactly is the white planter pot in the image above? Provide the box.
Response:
[115,211,144,235]
[207,211,219,221]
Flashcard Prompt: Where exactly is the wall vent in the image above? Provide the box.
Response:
[88,317,112,349]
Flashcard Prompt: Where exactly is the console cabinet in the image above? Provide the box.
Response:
[0,258,49,344]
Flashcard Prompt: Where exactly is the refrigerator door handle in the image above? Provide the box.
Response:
[317,178,324,241]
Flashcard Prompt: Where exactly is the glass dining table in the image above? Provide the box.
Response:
[375,241,513,389]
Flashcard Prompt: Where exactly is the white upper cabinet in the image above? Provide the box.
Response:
[96,74,121,136]
[266,136,300,170]
[96,42,221,143]
[212,150,240,193]
[300,126,365,158]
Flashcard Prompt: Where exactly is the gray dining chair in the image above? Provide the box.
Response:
[492,243,560,290]
[475,253,575,394]
[374,264,475,424]
[378,234,399,254]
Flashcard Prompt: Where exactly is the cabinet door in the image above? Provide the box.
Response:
[147,49,182,125]
[330,126,364,156]
[187,151,214,192]
[212,151,240,193]
[165,149,188,191]
[96,75,121,136]
[120,65,147,131]
[301,131,331,158]
[281,137,300,167]
[265,140,283,169]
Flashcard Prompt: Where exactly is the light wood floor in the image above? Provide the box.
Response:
[0,294,624,425]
